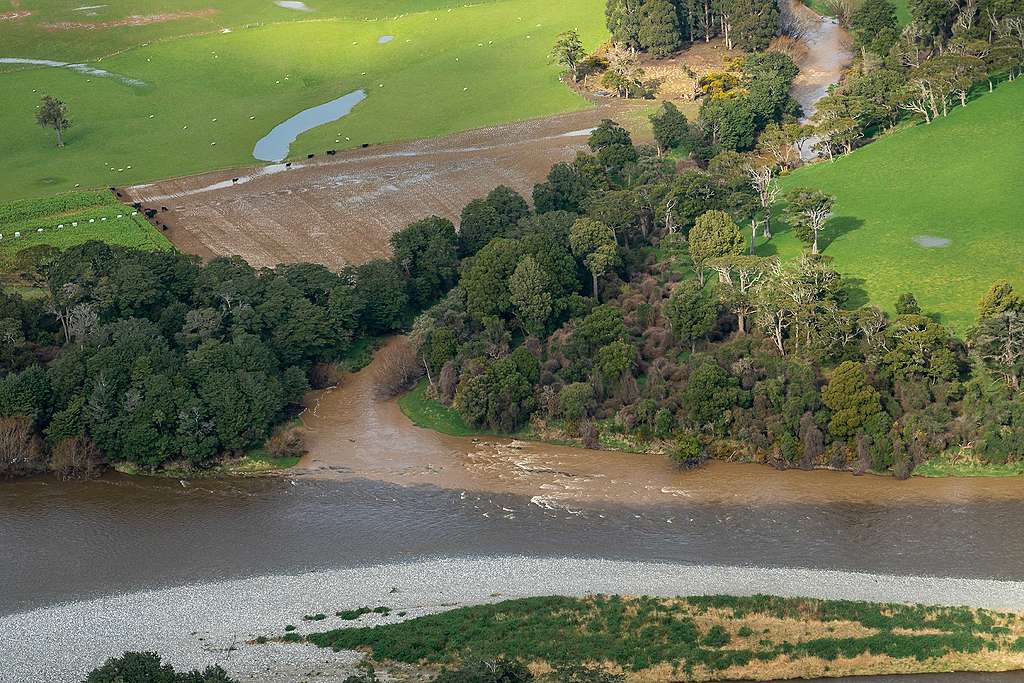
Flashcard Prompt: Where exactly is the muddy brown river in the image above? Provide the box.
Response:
[6,340,1024,624]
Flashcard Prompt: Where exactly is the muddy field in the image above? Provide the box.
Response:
[123,104,648,270]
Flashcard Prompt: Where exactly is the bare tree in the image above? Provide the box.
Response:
[747,164,781,240]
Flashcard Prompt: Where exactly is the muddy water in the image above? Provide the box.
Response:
[789,0,853,118]
[300,340,1024,508]
[6,339,1024,616]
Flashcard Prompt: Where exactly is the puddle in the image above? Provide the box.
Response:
[274,0,312,10]
[0,57,145,86]
[561,128,596,137]
[378,35,395,44]
[914,235,951,248]
[252,89,367,162]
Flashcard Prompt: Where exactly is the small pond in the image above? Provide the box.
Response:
[274,0,312,11]
[0,57,145,86]
[914,235,951,248]
[252,89,367,162]
[378,35,395,44]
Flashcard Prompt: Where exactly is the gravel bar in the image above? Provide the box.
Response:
[6,556,1024,683]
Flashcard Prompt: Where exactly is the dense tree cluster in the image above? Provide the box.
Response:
[401,124,1024,478]
[809,0,1023,158]
[0,186,528,478]
[605,0,781,55]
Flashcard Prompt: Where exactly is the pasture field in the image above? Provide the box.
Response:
[0,0,606,201]
[0,191,170,270]
[764,79,1024,333]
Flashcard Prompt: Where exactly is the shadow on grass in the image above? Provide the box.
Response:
[821,215,864,251]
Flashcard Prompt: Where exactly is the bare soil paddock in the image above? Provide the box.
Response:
[124,104,647,269]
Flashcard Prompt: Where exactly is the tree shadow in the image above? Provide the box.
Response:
[821,215,864,251]
[843,276,869,309]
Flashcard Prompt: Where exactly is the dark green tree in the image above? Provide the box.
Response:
[638,0,685,56]
[850,0,901,58]
[665,279,718,352]
[650,101,691,154]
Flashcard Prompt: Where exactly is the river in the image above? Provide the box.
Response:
[4,15,1023,683]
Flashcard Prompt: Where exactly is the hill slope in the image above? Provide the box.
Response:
[767,80,1024,332]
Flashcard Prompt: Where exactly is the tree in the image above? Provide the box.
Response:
[638,0,685,56]
[684,362,743,433]
[508,256,553,337]
[588,119,639,173]
[549,29,587,81]
[486,186,530,231]
[665,279,718,352]
[757,122,808,170]
[784,188,835,254]
[36,95,71,148]
[688,209,746,285]
[699,95,757,151]
[746,164,780,243]
[821,361,884,441]
[85,651,238,683]
[569,218,618,300]
[977,280,1023,318]
[533,162,588,214]
[727,0,781,51]
[390,216,459,310]
[650,101,690,154]
[850,0,901,58]
[971,309,1024,391]
[459,198,504,257]
[895,292,921,315]
[606,0,644,49]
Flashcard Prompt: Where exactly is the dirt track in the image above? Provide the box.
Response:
[124,104,646,270]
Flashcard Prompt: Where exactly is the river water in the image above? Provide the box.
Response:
[4,20,1023,681]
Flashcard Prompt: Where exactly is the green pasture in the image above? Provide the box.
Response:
[1,0,606,201]
[802,0,910,25]
[0,192,170,270]
[762,79,1024,333]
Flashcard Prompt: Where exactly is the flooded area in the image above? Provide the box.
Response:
[0,57,145,86]
[252,89,367,162]
[8,341,1024,624]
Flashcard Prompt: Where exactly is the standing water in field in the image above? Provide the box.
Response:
[274,0,313,10]
[378,35,395,44]
[0,57,145,86]
[252,89,367,162]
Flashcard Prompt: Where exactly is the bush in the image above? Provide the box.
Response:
[668,432,703,469]
[702,625,732,647]
[49,436,103,480]
[84,652,238,683]
[266,425,306,459]
[434,659,533,683]
[373,339,423,398]
[0,415,44,478]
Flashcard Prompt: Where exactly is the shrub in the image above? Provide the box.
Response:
[49,436,103,480]
[434,659,533,683]
[0,415,44,478]
[266,426,306,459]
[373,339,423,398]
[83,651,238,683]
[702,625,732,647]
[668,432,703,469]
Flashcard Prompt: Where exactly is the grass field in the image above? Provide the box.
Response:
[1,0,606,201]
[803,0,911,24]
[299,594,1024,680]
[763,79,1024,333]
[0,191,170,270]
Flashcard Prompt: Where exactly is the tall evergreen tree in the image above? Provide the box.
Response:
[638,0,685,56]
[606,0,644,49]
[850,0,900,58]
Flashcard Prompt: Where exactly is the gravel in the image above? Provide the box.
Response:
[6,556,1024,683]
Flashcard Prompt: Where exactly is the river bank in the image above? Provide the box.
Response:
[8,557,1024,683]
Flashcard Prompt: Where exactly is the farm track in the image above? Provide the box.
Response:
[123,103,648,269]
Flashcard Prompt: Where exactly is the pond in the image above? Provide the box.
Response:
[252,89,367,162]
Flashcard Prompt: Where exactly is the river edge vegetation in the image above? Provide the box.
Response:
[284,594,1024,681]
